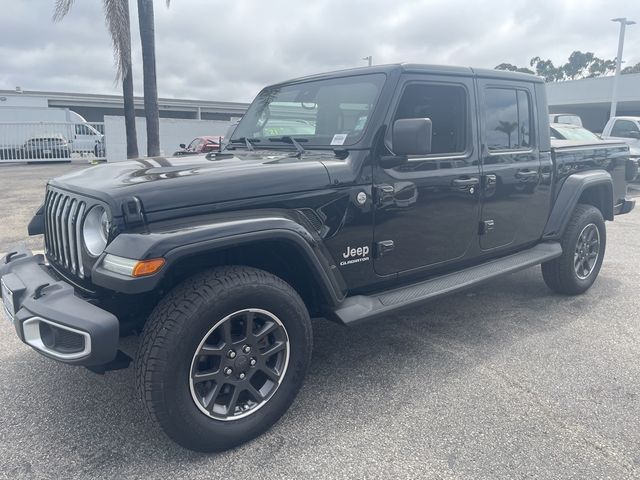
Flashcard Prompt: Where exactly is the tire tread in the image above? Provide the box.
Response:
[134,266,311,450]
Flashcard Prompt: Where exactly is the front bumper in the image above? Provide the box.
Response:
[615,197,636,215]
[0,248,119,366]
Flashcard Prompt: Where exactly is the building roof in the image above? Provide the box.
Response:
[0,88,249,116]
[546,73,640,109]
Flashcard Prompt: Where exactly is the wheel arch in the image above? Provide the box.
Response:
[94,216,347,313]
[160,234,343,315]
[543,170,613,240]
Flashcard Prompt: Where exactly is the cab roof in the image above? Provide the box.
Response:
[270,63,544,87]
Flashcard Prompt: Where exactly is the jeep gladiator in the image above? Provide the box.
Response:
[1,64,636,452]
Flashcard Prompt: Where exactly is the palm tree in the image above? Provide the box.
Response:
[495,120,518,149]
[137,0,169,157]
[54,0,139,159]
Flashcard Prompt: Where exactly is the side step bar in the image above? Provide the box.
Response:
[328,242,562,326]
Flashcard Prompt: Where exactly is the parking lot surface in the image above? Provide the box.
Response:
[1,162,639,479]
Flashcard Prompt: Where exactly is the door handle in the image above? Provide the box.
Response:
[515,169,539,180]
[452,177,480,187]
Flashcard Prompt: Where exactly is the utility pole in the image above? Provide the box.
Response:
[610,17,636,118]
[362,56,372,67]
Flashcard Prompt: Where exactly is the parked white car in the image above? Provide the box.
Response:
[601,117,640,179]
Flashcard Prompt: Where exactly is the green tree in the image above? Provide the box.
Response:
[496,51,620,82]
[494,63,535,75]
[54,0,139,159]
[622,62,640,74]
[562,51,595,79]
[529,57,565,82]
[588,57,617,77]
[137,0,170,157]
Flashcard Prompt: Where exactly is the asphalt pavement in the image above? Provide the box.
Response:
[1,162,639,479]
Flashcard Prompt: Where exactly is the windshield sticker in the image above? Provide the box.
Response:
[331,134,347,146]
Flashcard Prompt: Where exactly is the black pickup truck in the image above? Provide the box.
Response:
[1,64,636,452]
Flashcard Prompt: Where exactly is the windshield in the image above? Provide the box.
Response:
[231,73,386,148]
[551,125,600,141]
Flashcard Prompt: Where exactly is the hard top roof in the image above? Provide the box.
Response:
[268,63,544,88]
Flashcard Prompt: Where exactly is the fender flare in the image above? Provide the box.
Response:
[91,213,346,306]
[543,169,613,240]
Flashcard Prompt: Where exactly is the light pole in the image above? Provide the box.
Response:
[362,56,372,67]
[610,17,636,119]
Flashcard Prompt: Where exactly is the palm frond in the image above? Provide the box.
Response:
[103,0,133,81]
[53,0,75,21]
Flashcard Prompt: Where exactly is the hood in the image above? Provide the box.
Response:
[50,152,332,215]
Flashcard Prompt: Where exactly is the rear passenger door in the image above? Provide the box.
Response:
[477,80,550,251]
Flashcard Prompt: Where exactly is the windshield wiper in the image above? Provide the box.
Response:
[229,137,260,151]
[268,136,306,157]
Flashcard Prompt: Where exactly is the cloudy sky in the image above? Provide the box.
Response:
[1,0,638,103]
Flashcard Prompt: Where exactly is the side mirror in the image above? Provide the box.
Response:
[179,143,186,149]
[392,118,432,156]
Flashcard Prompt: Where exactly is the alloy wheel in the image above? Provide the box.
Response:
[574,223,600,280]
[189,308,290,421]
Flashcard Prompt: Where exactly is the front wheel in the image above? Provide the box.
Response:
[542,204,606,295]
[135,266,312,452]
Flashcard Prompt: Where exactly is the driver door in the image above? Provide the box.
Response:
[373,74,481,276]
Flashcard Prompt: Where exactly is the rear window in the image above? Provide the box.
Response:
[551,126,600,141]
[484,88,532,151]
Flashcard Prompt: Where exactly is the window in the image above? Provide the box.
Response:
[611,120,640,139]
[232,74,385,148]
[554,115,582,127]
[392,83,468,156]
[485,88,532,150]
[550,125,600,142]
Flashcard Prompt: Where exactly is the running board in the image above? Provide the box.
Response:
[328,242,562,326]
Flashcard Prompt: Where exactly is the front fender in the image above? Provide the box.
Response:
[91,210,346,306]
[543,170,613,240]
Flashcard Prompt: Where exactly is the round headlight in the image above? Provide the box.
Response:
[83,206,110,257]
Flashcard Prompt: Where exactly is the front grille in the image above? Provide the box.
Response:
[44,188,88,278]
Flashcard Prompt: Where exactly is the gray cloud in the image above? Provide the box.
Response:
[1,0,639,102]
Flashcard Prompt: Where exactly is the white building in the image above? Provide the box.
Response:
[546,73,640,132]
[0,88,249,122]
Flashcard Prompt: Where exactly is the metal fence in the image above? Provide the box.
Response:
[0,122,106,162]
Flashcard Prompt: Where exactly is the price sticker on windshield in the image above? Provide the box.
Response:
[330,134,347,146]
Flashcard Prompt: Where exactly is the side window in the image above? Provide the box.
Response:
[392,83,468,156]
[485,88,533,151]
[611,120,640,138]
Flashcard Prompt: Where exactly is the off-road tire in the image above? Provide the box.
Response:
[135,266,312,452]
[542,204,606,295]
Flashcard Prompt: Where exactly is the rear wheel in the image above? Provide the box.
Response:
[542,204,606,295]
[135,266,312,452]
